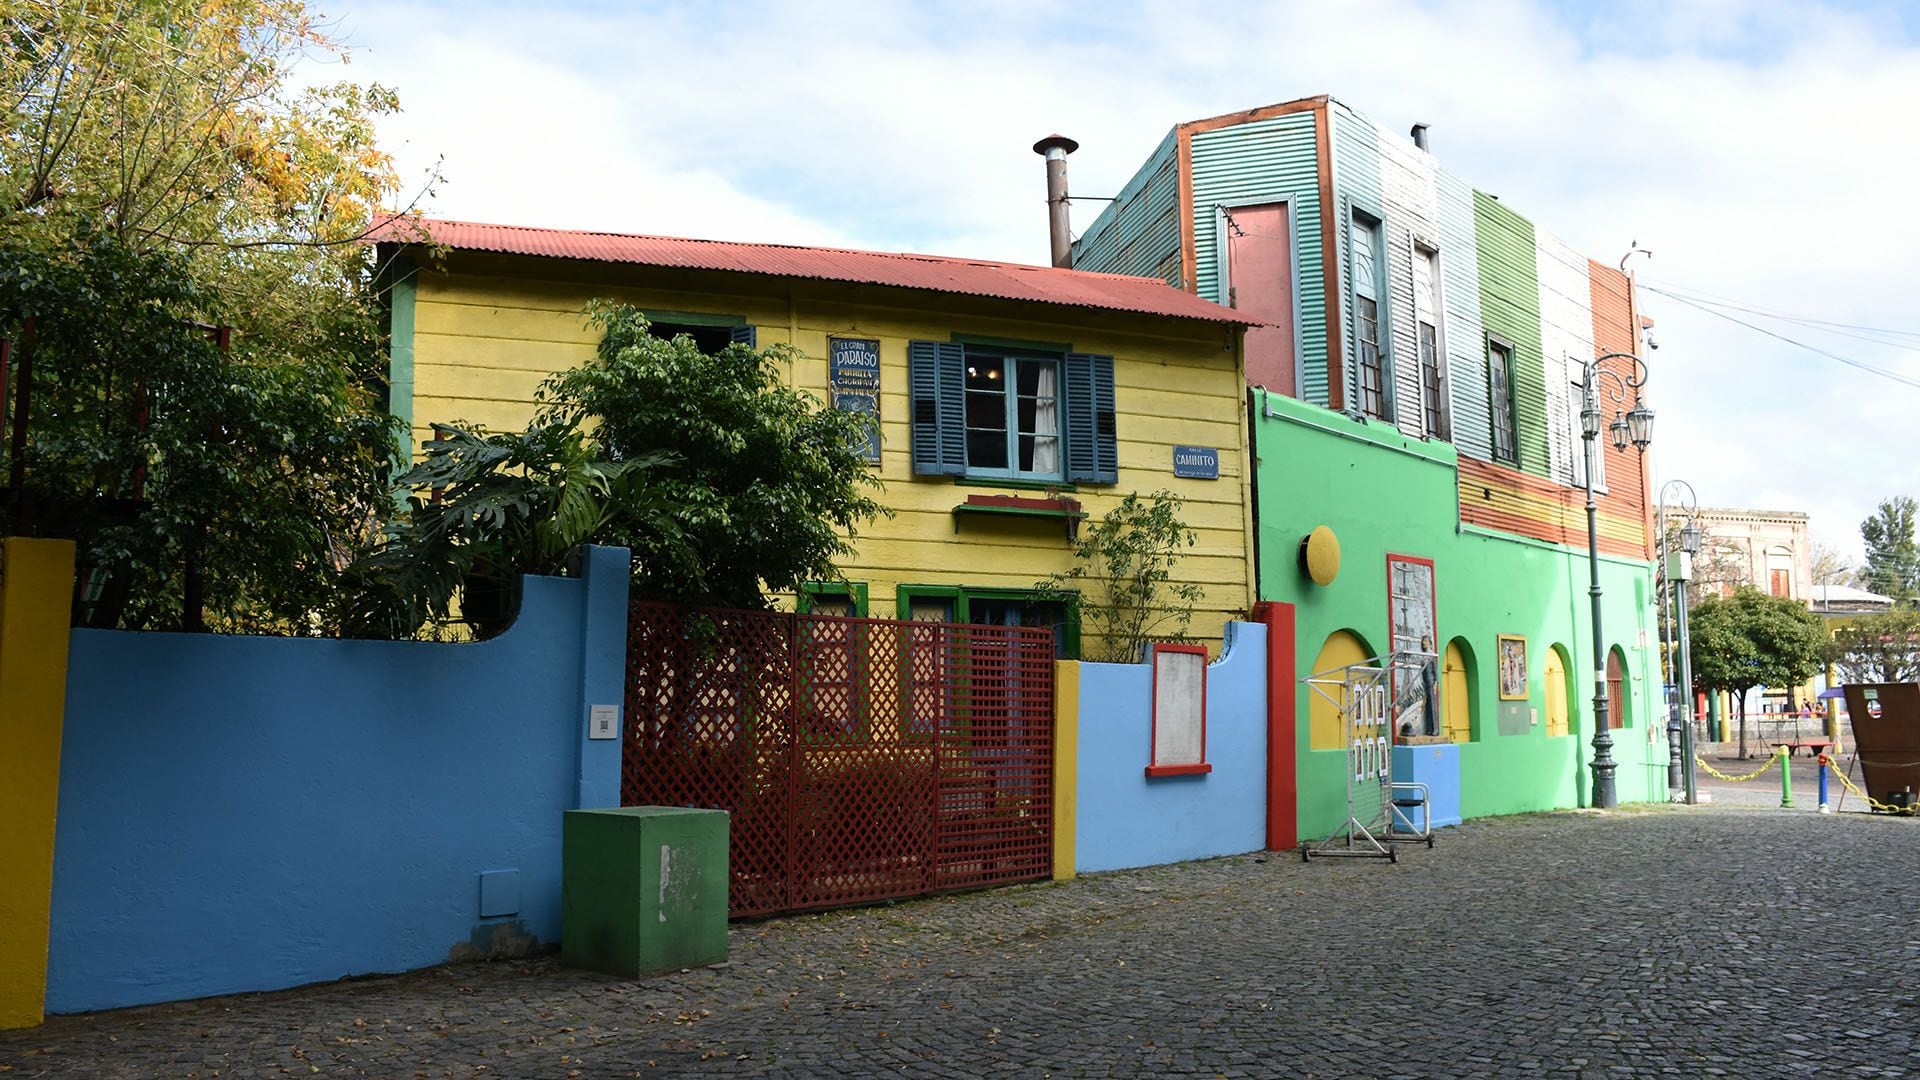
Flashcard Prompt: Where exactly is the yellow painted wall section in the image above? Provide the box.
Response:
[1052,660,1080,881]
[403,253,1256,654]
[0,537,77,1029]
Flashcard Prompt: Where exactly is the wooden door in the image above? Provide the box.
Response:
[1225,202,1297,395]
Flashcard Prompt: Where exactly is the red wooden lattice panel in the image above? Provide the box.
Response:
[622,603,1053,918]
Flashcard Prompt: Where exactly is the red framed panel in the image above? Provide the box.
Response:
[1145,642,1212,778]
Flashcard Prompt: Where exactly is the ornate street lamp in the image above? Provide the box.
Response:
[1657,481,1702,805]
[1578,352,1652,809]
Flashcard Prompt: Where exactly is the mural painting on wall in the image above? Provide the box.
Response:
[1387,555,1438,739]
[1497,635,1529,701]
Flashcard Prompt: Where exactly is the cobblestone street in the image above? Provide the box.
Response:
[4,805,1915,1078]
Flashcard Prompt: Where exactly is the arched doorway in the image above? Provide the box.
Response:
[1544,645,1572,737]
[1441,638,1473,742]
[1607,647,1630,730]
[1308,630,1372,751]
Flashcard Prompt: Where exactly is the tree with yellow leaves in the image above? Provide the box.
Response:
[1,0,428,632]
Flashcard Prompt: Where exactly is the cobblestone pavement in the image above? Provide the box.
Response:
[5,806,1916,1078]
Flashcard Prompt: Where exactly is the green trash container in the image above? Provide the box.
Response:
[562,806,729,977]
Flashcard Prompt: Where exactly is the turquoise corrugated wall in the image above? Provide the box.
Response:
[1473,191,1550,477]
[1072,129,1182,287]
[1189,112,1326,405]
[1330,103,1386,420]
[1437,170,1490,461]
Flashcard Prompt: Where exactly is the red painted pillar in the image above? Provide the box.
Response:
[1255,601,1298,850]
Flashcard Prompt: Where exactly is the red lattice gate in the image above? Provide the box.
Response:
[622,603,1054,918]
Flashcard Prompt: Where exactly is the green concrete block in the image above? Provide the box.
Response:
[562,806,729,977]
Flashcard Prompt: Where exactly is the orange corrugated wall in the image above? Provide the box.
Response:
[1454,261,1653,561]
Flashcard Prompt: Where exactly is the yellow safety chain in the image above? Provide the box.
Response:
[1822,757,1919,815]
[1693,752,1782,784]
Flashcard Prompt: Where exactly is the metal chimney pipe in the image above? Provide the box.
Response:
[1032,134,1079,269]
[1410,123,1430,151]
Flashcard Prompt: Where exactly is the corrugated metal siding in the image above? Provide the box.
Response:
[1590,260,1653,559]
[1534,229,1596,485]
[1436,170,1489,460]
[1331,104,1384,419]
[1190,112,1325,403]
[1459,458,1646,558]
[1072,129,1183,288]
[1472,191,1549,478]
[1376,122,1440,439]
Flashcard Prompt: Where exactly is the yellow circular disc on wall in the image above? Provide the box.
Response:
[1300,525,1341,586]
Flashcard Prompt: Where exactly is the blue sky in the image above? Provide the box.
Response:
[332,0,1920,563]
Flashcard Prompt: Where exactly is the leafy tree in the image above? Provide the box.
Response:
[1859,497,1920,606]
[0,238,396,631]
[538,303,886,608]
[1688,586,1827,758]
[1037,489,1203,663]
[337,422,674,639]
[1,0,421,630]
[1827,609,1920,686]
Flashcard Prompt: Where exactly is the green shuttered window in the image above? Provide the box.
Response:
[908,341,1116,483]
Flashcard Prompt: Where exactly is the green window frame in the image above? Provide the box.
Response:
[796,581,870,617]
[639,308,755,355]
[895,584,1081,660]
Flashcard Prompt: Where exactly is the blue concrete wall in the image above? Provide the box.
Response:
[1075,621,1268,873]
[45,548,628,1014]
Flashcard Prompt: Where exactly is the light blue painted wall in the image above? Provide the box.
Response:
[1073,129,1182,287]
[1330,101,1386,422]
[46,548,629,1014]
[1075,621,1267,873]
[1189,111,1326,404]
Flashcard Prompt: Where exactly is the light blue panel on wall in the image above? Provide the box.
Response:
[1392,743,1462,830]
[1075,621,1268,873]
[1189,111,1325,404]
[1073,128,1183,287]
[1330,100,1384,419]
[1436,168,1490,461]
[47,553,629,1015]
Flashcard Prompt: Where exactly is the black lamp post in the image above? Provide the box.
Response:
[1579,352,1653,809]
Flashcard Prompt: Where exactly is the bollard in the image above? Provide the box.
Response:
[1817,754,1831,813]
[1779,747,1793,808]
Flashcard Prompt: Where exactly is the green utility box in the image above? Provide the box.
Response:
[562,806,729,977]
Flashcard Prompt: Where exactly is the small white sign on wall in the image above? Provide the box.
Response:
[588,704,618,740]
[1147,644,1211,777]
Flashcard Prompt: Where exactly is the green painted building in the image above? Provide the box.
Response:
[1075,95,1666,833]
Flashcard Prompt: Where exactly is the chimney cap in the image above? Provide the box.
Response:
[1032,134,1080,156]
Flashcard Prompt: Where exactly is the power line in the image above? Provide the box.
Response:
[1643,287,1920,391]
[1643,285,1920,356]
[1642,278,1920,341]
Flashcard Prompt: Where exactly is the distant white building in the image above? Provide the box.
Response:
[1690,507,1810,602]
[1812,583,1893,617]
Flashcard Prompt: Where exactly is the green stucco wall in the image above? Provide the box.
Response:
[1252,392,1663,839]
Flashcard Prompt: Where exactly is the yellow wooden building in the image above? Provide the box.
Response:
[374,218,1256,656]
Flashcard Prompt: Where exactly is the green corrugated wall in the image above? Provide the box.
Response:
[1472,191,1549,477]
[1189,112,1326,405]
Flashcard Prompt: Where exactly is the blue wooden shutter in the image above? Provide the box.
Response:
[908,341,966,476]
[729,324,757,347]
[1064,352,1118,484]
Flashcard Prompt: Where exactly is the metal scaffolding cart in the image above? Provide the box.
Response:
[1302,651,1436,862]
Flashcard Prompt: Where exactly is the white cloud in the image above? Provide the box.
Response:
[334,0,1920,561]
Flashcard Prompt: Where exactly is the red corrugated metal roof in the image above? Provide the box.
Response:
[370,216,1253,326]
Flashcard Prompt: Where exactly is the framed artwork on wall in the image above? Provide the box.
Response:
[1497,634,1528,701]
